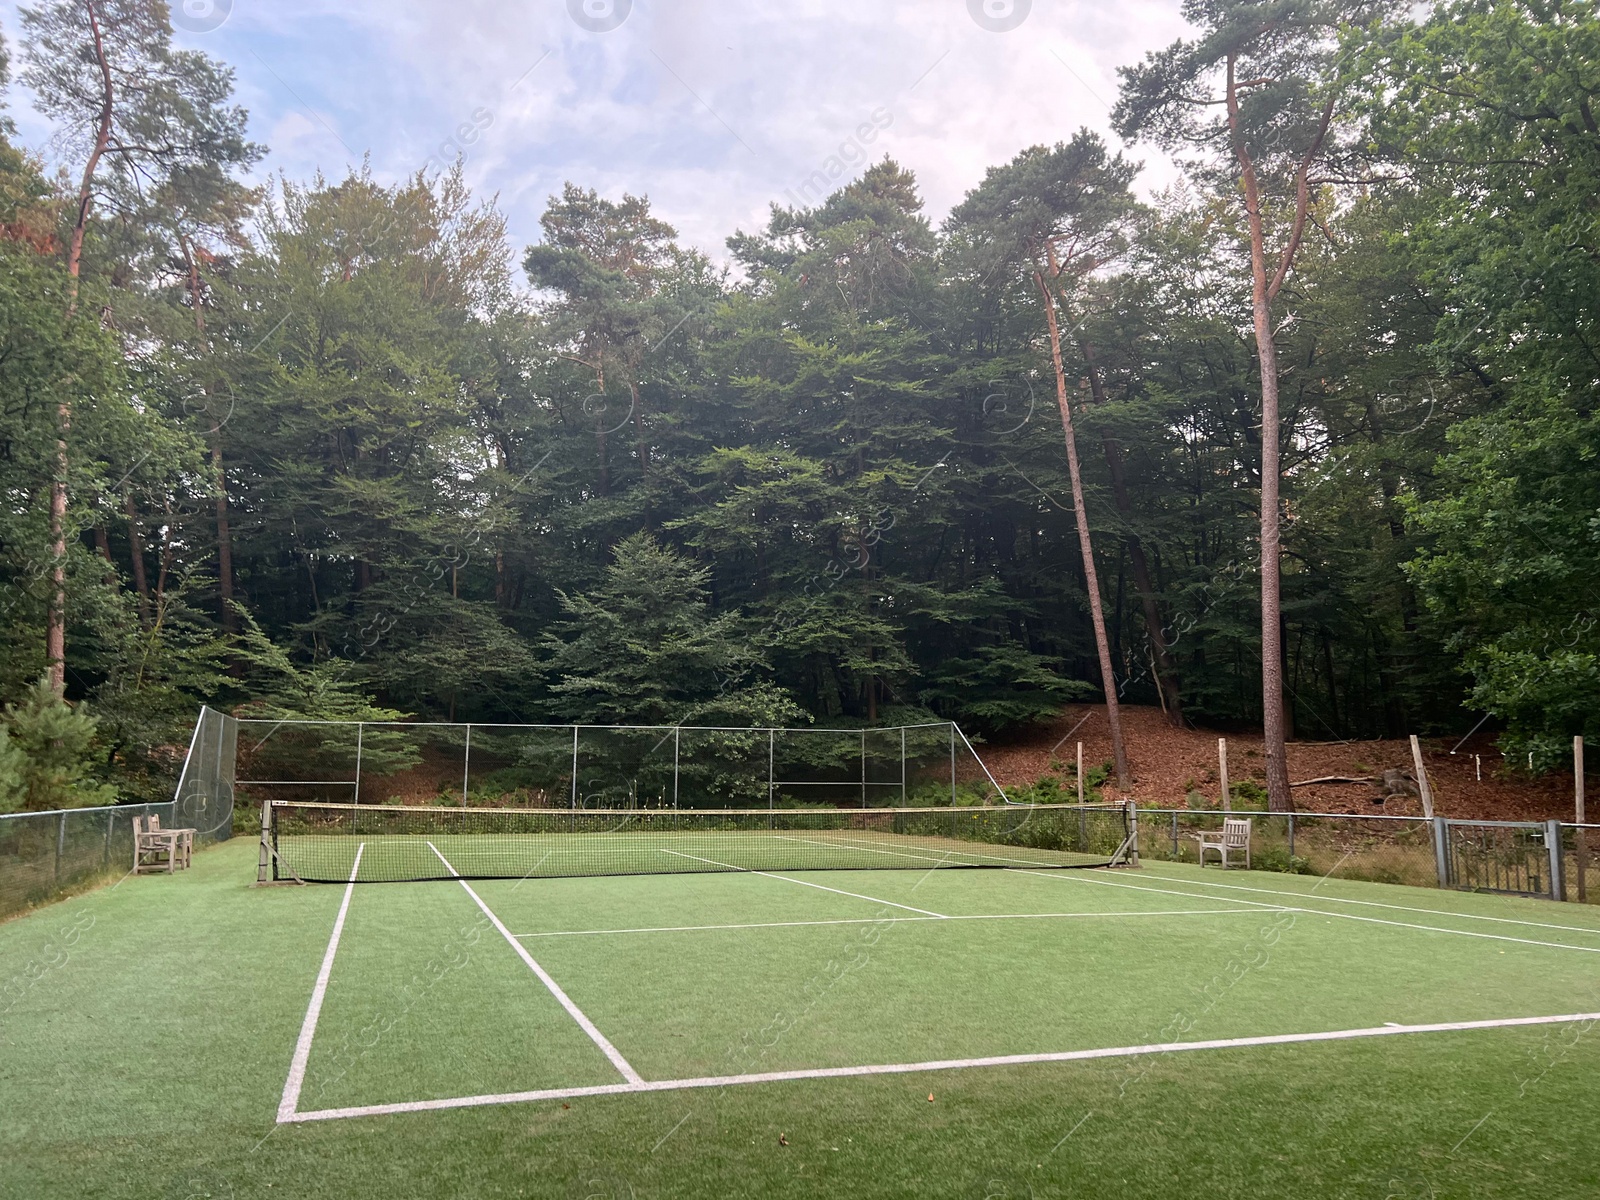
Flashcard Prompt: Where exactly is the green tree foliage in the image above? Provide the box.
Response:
[543,534,802,727]
[0,1,1598,804]
[1355,0,1600,763]
[0,676,116,812]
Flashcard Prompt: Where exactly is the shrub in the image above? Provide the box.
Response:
[0,678,117,813]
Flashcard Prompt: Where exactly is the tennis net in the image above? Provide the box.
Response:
[263,801,1136,883]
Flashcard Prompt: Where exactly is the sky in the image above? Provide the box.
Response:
[0,0,1192,267]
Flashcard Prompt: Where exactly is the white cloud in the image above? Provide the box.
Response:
[0,0,1193,264]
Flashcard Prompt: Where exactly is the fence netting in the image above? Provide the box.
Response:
[173,706,237,843]
[1136,809,1441,889]
[0,802,175,921]
[233,720,1005,814]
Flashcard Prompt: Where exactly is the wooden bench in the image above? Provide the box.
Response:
[134,814,195,874]
[1193,817,1252,869]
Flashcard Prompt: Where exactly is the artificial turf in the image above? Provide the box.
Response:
[1,837,1597,1199]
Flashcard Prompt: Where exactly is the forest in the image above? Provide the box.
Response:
[0,0,1595,811]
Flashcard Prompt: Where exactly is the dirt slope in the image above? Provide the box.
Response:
[980,705,1581,822]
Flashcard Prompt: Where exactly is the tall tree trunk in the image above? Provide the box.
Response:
[1224,54,1330,814]
[124,494,151,624]
[1036,266,1131,789]
[630,377,651,528]
[211,438,237,630]
[1245,186,1292,812]
[178,235,238,633]
[1082,354,1183,724]
[49,1,115,691]
[93,523,115,583]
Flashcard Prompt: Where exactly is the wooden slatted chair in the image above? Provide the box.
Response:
[133,814,179,874]
[1194,817,1252,869]
[149,814,195,870]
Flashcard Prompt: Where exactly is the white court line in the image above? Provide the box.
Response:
[772,832,1080,871]
[658,849,947,917]
[283,1010,1600,1124]
[511,909,1263,939]
[277,843,365,1122]
[1131,868,1600,938]
[424,841,643,1087]
[1013,869,1600,955]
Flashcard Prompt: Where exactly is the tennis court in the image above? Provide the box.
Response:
[272,830,1600,1127]
[8,836,1600,1198]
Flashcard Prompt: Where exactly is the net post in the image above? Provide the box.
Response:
[354,722,365,805]
[257,801,272,883]
[571,725,579,809]
[462,724,471,805]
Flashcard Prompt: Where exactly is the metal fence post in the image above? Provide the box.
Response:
[570,725,579,809]
[674,726,681,809]
[949,723,956,805]
[768,728,775,811]
[900,726,907,805]
[353,722,365,806]
[1432,817,1450,889]
[1288,813,1296,861]
[860,730,867,808]
[1548,820,1566,901]
[1170,811,1178,859]
[462,724,472,805]
[55,811,66,881]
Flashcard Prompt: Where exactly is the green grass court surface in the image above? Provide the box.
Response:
[3,838,1599,1199]
[283,826,1114,883]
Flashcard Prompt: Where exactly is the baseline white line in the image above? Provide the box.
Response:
[277,843,365,1123]
[658,849,946,917]
[1129,868,1600,938]
[1013,869,1600,955]
[511,909,1262,939]
[283,1010,1600,1124]
[425,841,643,1085]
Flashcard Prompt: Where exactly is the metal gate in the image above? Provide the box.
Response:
[1437,819,1563,899]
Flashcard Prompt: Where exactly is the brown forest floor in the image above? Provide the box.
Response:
[982,704,1582,822]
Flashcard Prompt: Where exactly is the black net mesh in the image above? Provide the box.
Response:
[267,801,1134,883]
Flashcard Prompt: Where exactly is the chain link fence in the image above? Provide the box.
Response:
[0,802,176,921]
[1135,808,1600,905]
[0,707,237,922]
[1135,809,1439,888]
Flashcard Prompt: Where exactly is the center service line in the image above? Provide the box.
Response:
[426,841,643,1085]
